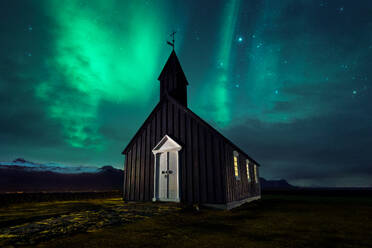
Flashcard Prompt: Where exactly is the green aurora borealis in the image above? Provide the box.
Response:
[37,1,170,149]
[1,0,372,186]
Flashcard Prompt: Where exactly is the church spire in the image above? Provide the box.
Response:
[158,49,188,107]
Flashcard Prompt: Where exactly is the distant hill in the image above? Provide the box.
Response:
[259,178,296,190]
[0,158,123,193]
[0,158,101,174]
[0,158,296,193]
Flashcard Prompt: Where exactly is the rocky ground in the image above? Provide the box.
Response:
[0,198,180,247]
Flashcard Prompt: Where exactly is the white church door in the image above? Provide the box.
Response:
[152,135,181,202]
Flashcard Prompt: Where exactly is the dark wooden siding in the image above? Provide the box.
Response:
[225,143,260,203]
[179,108,187,201]
[123,98,259,204]
[205,131,214,202]
[199,126,207,203]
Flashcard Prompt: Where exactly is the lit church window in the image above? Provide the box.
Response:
[233,151,240,180]
[254,164,258,183]
[246,159,250,181]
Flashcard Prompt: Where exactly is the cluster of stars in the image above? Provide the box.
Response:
[352,85,369,97]
[26,25,33,58]
[235,34,263,49]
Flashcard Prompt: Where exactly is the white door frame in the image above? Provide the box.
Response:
[152,135,182,202]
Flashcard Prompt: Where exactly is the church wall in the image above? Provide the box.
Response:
[124,99,229,204]
[123,104,162,202]
[123,98,260,205]
[225,143,261,203]
[173,100,227,204]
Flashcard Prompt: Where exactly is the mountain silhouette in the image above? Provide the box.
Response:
[0,159,123,193]
[259,178,296,190]
[0,159,295,193]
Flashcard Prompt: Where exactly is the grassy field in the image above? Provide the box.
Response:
[0,198,179,247]
[1,194,372,248]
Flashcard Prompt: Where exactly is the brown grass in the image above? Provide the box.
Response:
[28,195,372,248]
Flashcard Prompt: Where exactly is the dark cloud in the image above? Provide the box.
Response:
[269,101,296,113]
[0,58,64,146]
[0,0,65,147]
[223,101,372,186]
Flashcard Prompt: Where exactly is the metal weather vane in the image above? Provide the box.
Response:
[167,31,177,50]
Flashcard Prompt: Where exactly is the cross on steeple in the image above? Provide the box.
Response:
[158,37,189,107]
[167,31,177,50]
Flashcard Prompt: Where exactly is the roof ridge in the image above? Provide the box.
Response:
[165,95,260,166]
[121,97,169,154]
[122,94,260,166]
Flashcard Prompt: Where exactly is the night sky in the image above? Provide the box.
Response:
[1,0,372,187]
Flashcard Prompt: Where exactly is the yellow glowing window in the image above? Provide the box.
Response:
[233,151,239,179]
[246,159,250,181]
[254,164,258,183]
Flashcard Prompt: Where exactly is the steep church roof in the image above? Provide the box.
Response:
[122,51,260,166]
[121,94,260,166]
[158,50,188,85]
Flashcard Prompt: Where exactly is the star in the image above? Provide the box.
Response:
[237,36,243,42]
[28,25,33,31]
[352,90,357,95]
[275,90,279,95]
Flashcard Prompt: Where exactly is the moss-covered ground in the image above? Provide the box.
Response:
[1,194,372,248]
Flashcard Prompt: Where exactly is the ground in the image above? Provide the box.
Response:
[1,194,372,248]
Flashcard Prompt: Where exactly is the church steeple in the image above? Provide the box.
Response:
[158,50,188,107]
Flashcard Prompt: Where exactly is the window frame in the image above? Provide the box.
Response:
[246,159,251,182]
[233,151,240,180]
[254,164,258,183]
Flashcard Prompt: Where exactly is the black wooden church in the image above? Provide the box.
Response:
[122,49,261,209]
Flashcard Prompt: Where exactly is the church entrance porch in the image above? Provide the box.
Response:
[152,135,181,202]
